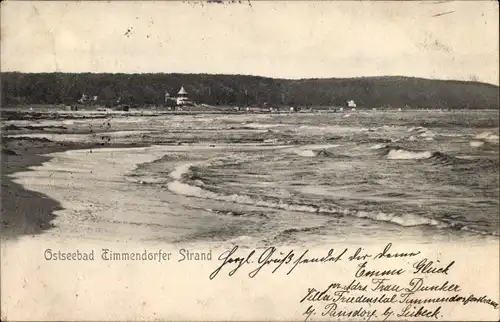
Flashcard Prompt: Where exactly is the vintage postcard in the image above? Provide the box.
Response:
[1,0,499,321]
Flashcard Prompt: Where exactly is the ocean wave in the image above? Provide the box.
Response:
[293,149,338,158]
[165,163,494,235]
[384,148,484,167]
[283,144,342,158]
[373,144,464,165]
[296,150,316,157]
[369,143,387,150]
[408,126,428,133]
[404,126,437,141]
[243,123,285,129]
[471,132,499,147]
[353,211,444,228]
[469,141,485,148]
[475,131,499,143]
[167,177,463,232]
[170,162,195,180]
[168,179,321,213]
[460,225,500,237]
[427,152,461,166]
[386,149,433,160]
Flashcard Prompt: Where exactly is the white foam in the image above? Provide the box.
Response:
[244,123,284,129]
[387,149,432,160]
[408,126,428,133]
[470,141,485,147]
[475,131,499,144]
[169,162,195,180]
[167,177,319,214]
[296,150,316,157]
[354,211,444,228]
[283,144,341,157]
[369,143,387,150]
[419,131,435,138]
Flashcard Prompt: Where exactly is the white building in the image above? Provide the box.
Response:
[176,86,190,106]
[77,94,98,104]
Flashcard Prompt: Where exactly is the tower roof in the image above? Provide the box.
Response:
[178,86,188,95]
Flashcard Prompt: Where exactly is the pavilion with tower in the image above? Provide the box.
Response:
[175,86,190,106]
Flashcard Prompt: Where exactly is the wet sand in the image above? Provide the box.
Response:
[1,137,77,237]
[1,119,148,238]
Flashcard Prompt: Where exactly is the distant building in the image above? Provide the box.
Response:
[176,86,190,106]
[163,90,177,108]
[163,86,194,108]
[76,94,98,106]
[347,100,357,108]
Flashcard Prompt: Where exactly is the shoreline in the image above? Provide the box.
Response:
[0,137,93,238]
[0,136,147,239]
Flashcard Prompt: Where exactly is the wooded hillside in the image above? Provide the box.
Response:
[1,72,498,109]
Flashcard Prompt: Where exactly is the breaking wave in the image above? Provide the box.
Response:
[293,149,338,158]
[470,131,499,148]
[164,162,495,234]
[295,150,316,157]
[377,144,438,160]
[475,131,499,143]
[372,144,488,167]
[470,141,485,148]
[386,149,433,160]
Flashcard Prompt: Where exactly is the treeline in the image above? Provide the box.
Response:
[1,72,498,109]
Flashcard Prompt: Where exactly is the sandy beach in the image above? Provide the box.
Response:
[1,137,86,237]
[1,114,152,238]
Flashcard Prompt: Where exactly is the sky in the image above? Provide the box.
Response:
[1,1,499,85]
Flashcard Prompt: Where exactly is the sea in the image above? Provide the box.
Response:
[8,109,500,246]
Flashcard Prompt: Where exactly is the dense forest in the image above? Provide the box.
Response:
[1,72,498,109]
